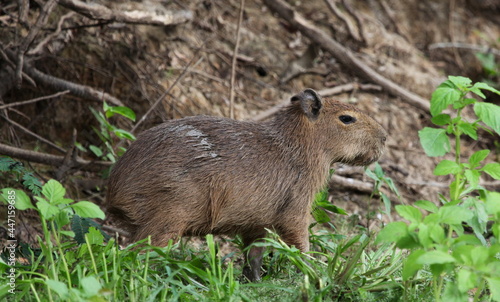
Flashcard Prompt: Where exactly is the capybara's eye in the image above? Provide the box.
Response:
[339,115,356,124]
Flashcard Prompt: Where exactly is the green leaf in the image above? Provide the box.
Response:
[474,102,500,136]
[431,114,452,126]
[81,276,102,297]
[42,179,66,204]
[71,215,104,244]
[472,81,500,95]
[448,76,472,89]
[89,145,103,157]
[429,224,445,244]
[430,80,462,116]
[414,200,438,213]
[434,160,461,175]
[85,227,104,246]
[457,122,478,140]
[375,221,408,244]
[113,129,136,141]
[481,163,500,180]
[105,105,136,121]
[71,201,105,219]
[486,277,500,301]
[46,279,68,298]
[402,249,425,281]
[464,169,480,188]
[443,281,469,302]
[36,198,60,219]
[418,127,451,157]
[395,205,422,223]
[1,189,34,210]
[417,250,456,265]
[438,206,473,224]
[312,207,331,223]
[469,149,490,168]
[485,191,500,215]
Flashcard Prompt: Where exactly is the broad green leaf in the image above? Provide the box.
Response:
[81,276,102,297]
[417,250,456,265]
[438,206,473,224]
[417,223,432,249]
[42,179,66,204]
[71,201,105,219]
[481,162,500,180]
[474,102,500,136]
[402,249,425,281]
[396,205,422,223]
[430,80,461,116]
[472,81,500,95]
[457,122,478,140]
[46,279,68,298]
[486,277,500,301]
[113,129,136,141]
[414,200,438,213]
[431,114,451,126]
[434,160,461,175]
[443,281,468,302]
[429,224,445,244]
[1,188,34,210]
[469,149,490,168]
[418,127,451,157]
[85,227,104,246]
[448,76,472,89]
[375,221,408,244]
[89,145,103,157]
[464,169,480,189]
[485,192,500,215]
[36,198,60,219]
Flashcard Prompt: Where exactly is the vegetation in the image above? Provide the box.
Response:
[1,76,500,301]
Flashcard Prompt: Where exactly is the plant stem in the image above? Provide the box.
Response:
[51,221,72,288]
[40,218,58,281]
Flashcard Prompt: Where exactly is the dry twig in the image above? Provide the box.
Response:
[229,0,245,119]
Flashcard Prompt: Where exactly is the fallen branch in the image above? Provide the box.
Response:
[429,42,500,57]
[0,142,111,172]
[24,62,124,106]
[251,83,382,121]
[59,0,193,26]
[263,0,430,112]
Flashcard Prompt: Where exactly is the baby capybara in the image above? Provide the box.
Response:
[106,89,387,281]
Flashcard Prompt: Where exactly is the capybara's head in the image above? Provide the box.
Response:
[286,89,387,166]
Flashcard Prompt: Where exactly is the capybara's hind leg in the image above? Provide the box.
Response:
[241,230,267,281]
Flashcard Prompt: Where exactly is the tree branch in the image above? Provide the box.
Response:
[0,142,111,172]
[58,0,193,26]
[263,0,430,112]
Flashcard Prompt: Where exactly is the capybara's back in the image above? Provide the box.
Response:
[106,89,387,280]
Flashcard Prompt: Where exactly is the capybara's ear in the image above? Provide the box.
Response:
[290,89,323,121]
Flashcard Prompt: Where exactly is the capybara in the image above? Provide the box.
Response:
[106,89,387,281]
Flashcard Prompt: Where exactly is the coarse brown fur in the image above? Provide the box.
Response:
[105,89,387,281]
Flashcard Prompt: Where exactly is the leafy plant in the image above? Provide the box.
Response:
[378,76,500,302]
[78,102,136,163]
[0,157,42,195]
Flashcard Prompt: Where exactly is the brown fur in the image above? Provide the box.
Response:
[106,89,387,281]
